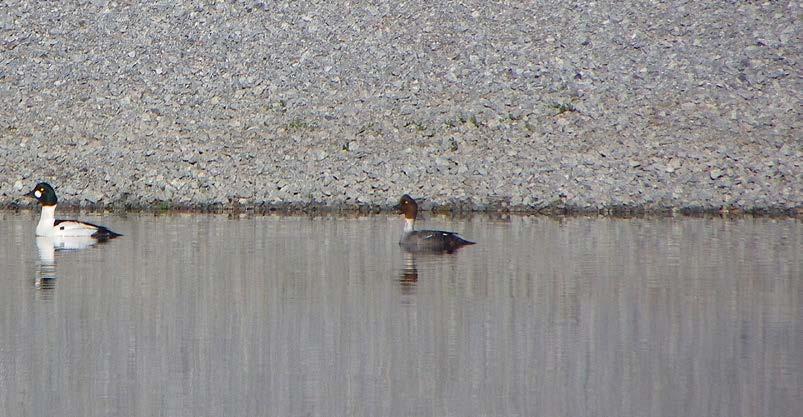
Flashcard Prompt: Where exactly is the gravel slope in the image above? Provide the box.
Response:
[1,1,800,214]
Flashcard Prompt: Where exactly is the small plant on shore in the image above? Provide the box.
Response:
[402,120,428,133]
[404,120,438,137]
[357,122,383,136]
[286,117,316,132]
[442,113,483,129]
[271,100,287,113]
[551,101,577,115]
[500,112,520,122]
[444,115,467,128]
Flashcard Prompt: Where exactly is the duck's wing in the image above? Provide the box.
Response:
[419,229,475,245]
[54,219,122,240]
[402,229,475,253]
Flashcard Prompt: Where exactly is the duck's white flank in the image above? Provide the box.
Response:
[36,205,100,237]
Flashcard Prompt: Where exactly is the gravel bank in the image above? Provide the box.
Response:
[1,1,800,214]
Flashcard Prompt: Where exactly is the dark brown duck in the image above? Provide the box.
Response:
[398,194,475,253]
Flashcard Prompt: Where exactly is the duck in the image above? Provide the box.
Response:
[397,194,475,253]
[24,182,122,240]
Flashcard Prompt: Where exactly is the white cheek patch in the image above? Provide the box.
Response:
[34,190,42,198]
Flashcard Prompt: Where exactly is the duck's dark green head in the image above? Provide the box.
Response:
[24,182,57,206]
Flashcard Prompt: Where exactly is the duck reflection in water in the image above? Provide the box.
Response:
[396,252,465,299]
[35,236,104,290]
[398,252,419,296]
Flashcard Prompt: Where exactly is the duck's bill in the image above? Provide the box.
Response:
[23,190,36,198]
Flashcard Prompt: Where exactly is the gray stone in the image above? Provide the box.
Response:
[0,1,798,214]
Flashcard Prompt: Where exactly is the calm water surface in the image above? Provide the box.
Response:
[0,210,800,417]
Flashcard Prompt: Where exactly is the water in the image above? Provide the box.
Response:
[0,210,800,417]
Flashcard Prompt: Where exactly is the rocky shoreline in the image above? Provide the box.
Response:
[1,2,800,215]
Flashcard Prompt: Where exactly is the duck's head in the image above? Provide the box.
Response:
[24,182,57,206]
[398,194,418,220]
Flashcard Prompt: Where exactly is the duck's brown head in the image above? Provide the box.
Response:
[398,194,418,220]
